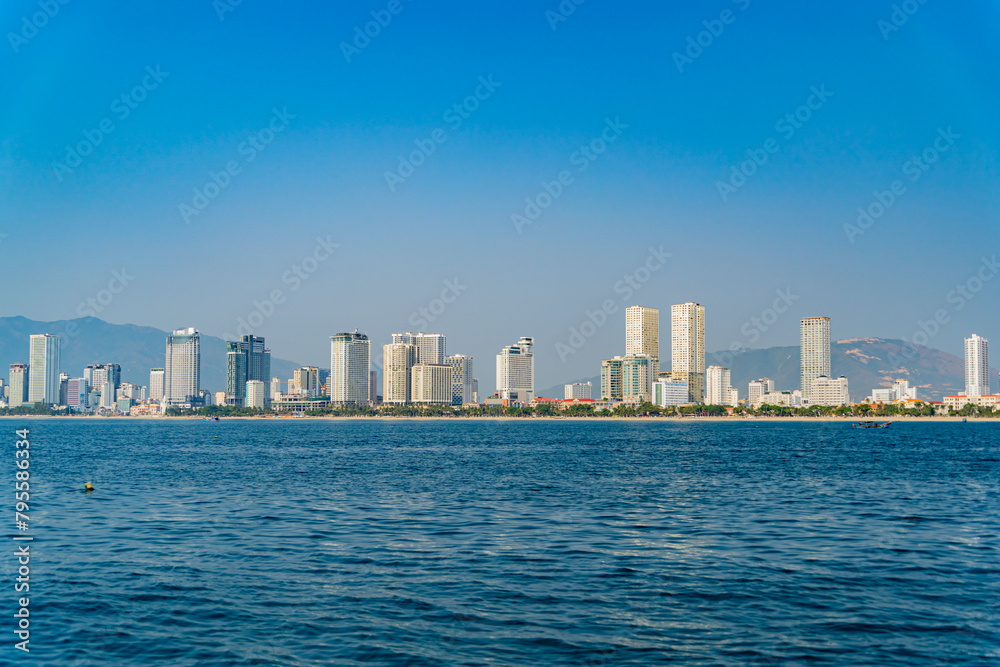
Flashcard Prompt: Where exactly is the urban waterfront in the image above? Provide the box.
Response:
[19,420,999,665]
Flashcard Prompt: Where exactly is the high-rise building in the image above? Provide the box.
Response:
[330,331,371,404]
[28,334,61,406]
[270,377,282,400]
[8,364,28,408]
[445,354,474,406]
[622,354,655,403]
[149,369,165,402]
[809,376,850,407]
[564,382,592,400]
[800,317,831,402]
[245,380,267,409]
[86,364,121,398]
[496,337,534,403]
[965,334,989,397]
[59,372,70,406]
[165,328,201,405]
[370,370,378,404]
[227,335,271,406]
[383,342,416,404]
[671,303,705,402]
[600,357,624,401]
[706,366,733,406]
[748,378,775,407]
[411,364,453,404]
[626,306,660,377]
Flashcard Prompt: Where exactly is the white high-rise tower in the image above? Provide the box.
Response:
[965,334,989,397]
[800,317,831,402]
[28,334,61,406]
[626,305,659,377]
[165,328,201,405]
[330,330,371,404]
[496,337,534,403]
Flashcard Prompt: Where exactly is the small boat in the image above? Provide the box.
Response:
[203,416,220,421]
[853,421,891,429]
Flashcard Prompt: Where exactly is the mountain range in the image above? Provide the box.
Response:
[539,338,994,402]
[0,316,301,393]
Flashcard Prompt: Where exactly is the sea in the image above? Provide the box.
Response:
[6,419,998,666]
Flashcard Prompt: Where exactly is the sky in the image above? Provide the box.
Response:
[2,0,999,392]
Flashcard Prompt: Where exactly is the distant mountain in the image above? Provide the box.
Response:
[540,338,983,402]
[0,316,301,392]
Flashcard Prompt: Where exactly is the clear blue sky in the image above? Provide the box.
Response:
[2,0,998,391]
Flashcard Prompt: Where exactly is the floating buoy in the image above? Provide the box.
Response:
[84,482,94,491]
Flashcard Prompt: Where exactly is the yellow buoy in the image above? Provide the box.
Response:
[84,482,94,491]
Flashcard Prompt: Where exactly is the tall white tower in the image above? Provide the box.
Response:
[330,330,371,404]
[965,334,989,397]
[800,317,831,402]
[496,336,534,403]
[28,334,61,406]
[165,328,201,405]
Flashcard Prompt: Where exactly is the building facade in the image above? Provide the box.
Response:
[227,335,271,406]
[245,380,267,409]
[411,364,453,404]
[8,364,28,408]
[28,334,61,405]
[330,331,371,404]
[165,328,201,405]
[445,354,475,406]
[383,342,416,404]
[564,382,593,400]
[653,378,689,407]
[626,305,660,378]
[600,356,623,401]
[622,354,655,403]
[965,334,989,397]
[671,302,705,402]
[149,368,165,402]
[808,375,850,407]
[800,317,831,402]
[706,365,734,406]
[496,337,534,403]
[748,378,775,407]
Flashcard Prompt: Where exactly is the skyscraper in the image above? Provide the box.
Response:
[383,342,416,404]
[965,334,989,397]
[227,335,271,406]
[149,368,165,401]
[622,354,655,403]
[496,336,534,403]
[800,317,831,402]
[626,306,659,377]
[392,332,446,365]
[28,334,60,406]
[165,328,201,405]
[671,302,705,402]
[8,364,28,408]
[445,354,474,406]
[330,330,371,404]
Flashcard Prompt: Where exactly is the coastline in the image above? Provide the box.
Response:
[1,415,997,423]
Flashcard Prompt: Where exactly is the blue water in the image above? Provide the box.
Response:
[6,420,999,666]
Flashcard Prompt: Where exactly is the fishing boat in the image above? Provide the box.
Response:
[853,420,891,429]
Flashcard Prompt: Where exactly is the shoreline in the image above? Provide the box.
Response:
[0,415,996,423]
